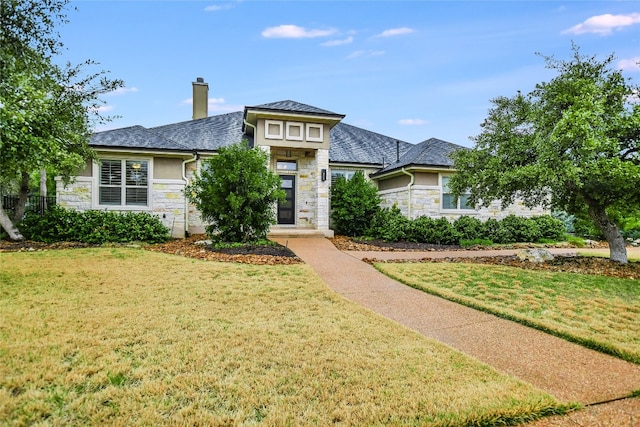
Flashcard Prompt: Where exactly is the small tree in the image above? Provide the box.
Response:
[330,171,380,236]
[186,141,284,243]
[449,45,639,263]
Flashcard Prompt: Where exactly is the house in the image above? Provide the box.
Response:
[56,78,545,238]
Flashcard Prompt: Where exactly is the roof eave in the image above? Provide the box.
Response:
[370,164,455,180]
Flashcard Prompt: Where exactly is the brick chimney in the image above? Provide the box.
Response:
[192,77,208,120]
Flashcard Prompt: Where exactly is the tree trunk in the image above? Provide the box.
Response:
[40,169,47,213]
[0,205,24,241]
[588,202,628,264]
[11,172,30,223]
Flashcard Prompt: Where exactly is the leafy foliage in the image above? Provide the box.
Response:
[330,171,381,237]
[449,44,639,263]
[453,216,484,241]
[19,206,169,243]
[0,0,123,239]
[186,141,284,243]
[367,204,409,242]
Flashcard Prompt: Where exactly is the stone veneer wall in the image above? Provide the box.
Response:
[379,185,548,221]
[270,148,318,229]
[56,175,188,238]
[315,149,330,233]
[56,177,92,211]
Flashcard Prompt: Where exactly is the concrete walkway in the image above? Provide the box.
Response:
[273,237,640,406]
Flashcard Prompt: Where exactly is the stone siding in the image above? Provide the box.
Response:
[56,177,92,211]
[56,173,188,238]
[379,185,548,221]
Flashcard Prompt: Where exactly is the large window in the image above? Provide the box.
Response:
[441,175,473,210]
[99,159,149,206]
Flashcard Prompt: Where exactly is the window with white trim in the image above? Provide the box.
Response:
[99,159,149,206]
[331,169,359,185]
[286,122,304,141]
[441,175,473,210]
[306,123,323,142]
[265,120,283,139]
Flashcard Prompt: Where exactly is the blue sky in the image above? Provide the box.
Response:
[61,1,639,147]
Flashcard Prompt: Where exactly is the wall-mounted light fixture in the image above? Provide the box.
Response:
[321,169,327,182]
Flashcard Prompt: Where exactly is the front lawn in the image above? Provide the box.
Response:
[375,261,640,364]
[0,249,569,425]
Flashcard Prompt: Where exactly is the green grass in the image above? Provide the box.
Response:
[375,262,640,364]
[0,248,572,426]
[577,248,640,261]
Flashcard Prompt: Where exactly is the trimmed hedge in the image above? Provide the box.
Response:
[19,206,170,244]
[364,210,565,246]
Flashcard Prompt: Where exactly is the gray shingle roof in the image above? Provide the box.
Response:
[151,111,249,152]
[329,122,413,166]
[88,102,462,171]
[90,125,189,151]
[248,100,344,117]
[372,137,466,176]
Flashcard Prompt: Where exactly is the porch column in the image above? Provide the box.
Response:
[316,148,332,236]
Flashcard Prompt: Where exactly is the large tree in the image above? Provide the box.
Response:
[449,45,639,263]
[0,0,122,240]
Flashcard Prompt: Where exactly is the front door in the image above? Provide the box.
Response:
[278,175,295,224]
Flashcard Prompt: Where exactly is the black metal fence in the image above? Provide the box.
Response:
[2,195,57,216]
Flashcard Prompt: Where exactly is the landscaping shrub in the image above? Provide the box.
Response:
[574,216,605,240]
[413,217,461,245]
[331,171,381,237]
[185,141,284,243]
[19,206,169,243]
[552,211,575,234]
[404,216,436,243]
[532,215,565,241]
[367,204,408,242]
[496,215,542,244]
[453,216,483,241]
[482,218,511,244]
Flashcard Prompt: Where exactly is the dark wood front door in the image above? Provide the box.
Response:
[278,175,295,224]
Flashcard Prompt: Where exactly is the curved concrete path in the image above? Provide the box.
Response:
[273,237,640,406]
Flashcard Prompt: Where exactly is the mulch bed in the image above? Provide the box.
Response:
[145,235,302,265]
[2,235,638,278]
[331,235,639,280]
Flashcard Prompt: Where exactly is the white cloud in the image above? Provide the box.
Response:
[376,27,414,38]
[398,119,428,126]
[562,13,640,36]
[347,50,385,59]
[321,36,354,47]
[261,25,336,39]
[106,87,139,96]
[180,97,242,112]
[619,57,640,72]
[204,2,236,12]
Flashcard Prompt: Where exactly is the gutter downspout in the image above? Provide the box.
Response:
[401,167,415,219]
[243,119,257,148]
[182,151,199,237]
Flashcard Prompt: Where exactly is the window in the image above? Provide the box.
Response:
[286,122,304,141]
[331,169,359,185]
[265,120,283,139]
[277,160,297,171]
[99,159,149,206]
[306,123,323,142]
[441,175,473,210]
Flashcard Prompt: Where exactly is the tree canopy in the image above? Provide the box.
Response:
[449,45,639,263]
[185,142,285,243]
[0,0,123,240]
